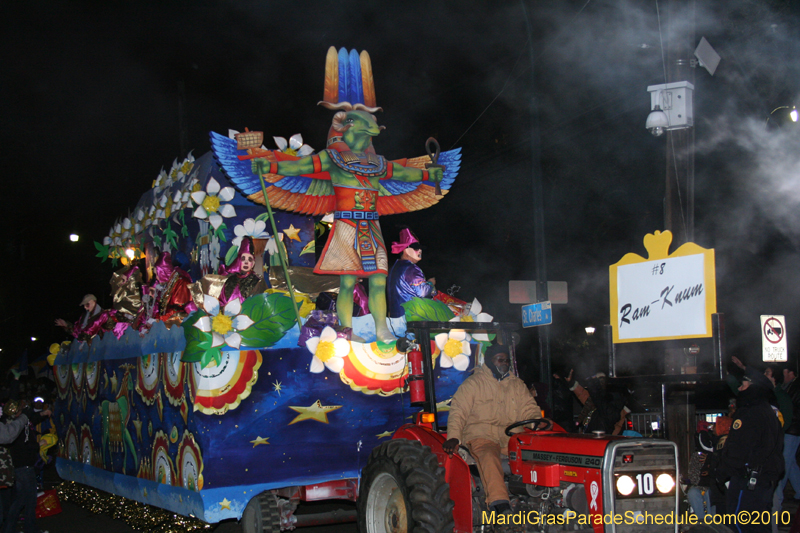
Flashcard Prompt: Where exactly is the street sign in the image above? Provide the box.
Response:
[522,301,552,328]
[761,315,787,362]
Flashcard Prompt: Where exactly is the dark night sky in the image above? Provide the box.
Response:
[2,0,800,378]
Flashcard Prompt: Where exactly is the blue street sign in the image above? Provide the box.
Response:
[522,301,552,328]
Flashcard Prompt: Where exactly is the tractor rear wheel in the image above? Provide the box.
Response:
[358,439,454,533]
[241,491,281,533]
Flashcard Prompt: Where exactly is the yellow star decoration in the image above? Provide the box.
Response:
[250,436,269,447]
[288,400,342,425]
[283,224,301,242]
[219,498,232,511]
[272,380,283,396]
[376,431,393,439]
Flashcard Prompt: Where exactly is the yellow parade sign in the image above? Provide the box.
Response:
[609,231,717,343]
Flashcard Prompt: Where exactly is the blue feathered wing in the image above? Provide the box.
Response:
[210,131,461,216]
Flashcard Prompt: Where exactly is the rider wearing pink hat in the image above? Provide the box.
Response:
[387,229,437,318]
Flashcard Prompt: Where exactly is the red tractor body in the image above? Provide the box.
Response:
[357,321,680,533]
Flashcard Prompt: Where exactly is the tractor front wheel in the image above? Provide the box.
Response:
[358,439,454,533]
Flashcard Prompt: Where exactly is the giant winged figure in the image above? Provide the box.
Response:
[211,47,461,342]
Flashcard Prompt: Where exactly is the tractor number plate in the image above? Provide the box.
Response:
[524,461,560,486]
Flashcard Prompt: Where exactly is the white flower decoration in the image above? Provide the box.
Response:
[450,298,494,342]
[170,158,181,180]
[103,225,114,246]
[191,177,237,230]
[435,330,472,371]
[154,169,171,192]
[274,134,314,157]
[167,188,190,218]
[265,233,284,255]
[107,220,126,246]
[179,153,195,177]
[305,326,349,374]
[193,295,254,349]
[155,193,170,221]
[143,205,156,229]
[134,209,145,234]
[179,176,199,208]
[232,218,270,247]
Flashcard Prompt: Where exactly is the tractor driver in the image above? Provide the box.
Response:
[443,344,551,515]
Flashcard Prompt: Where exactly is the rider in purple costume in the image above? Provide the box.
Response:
[387,229,436,318]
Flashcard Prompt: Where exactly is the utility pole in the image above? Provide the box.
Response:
[664,0,696,246]
[521,0,551,406]
[663,0,697,477]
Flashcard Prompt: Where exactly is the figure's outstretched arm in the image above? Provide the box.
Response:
[389,162,443,183]
[255,151,332,176]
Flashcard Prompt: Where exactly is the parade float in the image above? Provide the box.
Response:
[52,47,491,529]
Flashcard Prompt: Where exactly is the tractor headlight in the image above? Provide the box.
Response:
[616,475,636,496]
[656,473,675,494]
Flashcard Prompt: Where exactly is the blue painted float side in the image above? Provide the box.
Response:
[53,317,468,523]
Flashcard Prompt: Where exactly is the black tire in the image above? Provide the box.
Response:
[358,439,455,533]
[241,491,281,533]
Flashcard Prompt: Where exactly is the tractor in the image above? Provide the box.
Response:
[357,321,680,533]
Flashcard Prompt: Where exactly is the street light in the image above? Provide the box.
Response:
[69,234,80,242]
[766,106,799,129]
[30,337,37,342]
[585,326,596,336]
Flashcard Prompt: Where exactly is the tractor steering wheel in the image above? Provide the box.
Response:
[505,418,549,436]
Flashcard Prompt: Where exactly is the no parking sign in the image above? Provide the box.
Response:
[761,315,788,362]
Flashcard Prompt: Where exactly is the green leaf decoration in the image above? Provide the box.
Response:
[176,211,188,237]
[300,240,315,256]
[94,241,109,262]
[200,347,222,368]
[255,212,271,223]
[152,234,162,248]
[238,293,297,348]
[214,222,228,242]
[225,244,239,266]
[164,222,178,250]
[181,311,215,363]
[402,298,455,323]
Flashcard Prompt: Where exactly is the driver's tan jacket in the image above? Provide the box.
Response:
[446,364,542,451]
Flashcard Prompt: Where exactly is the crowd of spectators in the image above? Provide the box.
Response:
[0,372,57,533]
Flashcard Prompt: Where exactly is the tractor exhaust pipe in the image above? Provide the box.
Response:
[291,508,358,527]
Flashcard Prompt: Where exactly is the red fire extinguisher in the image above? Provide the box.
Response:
[406,349,426,406]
